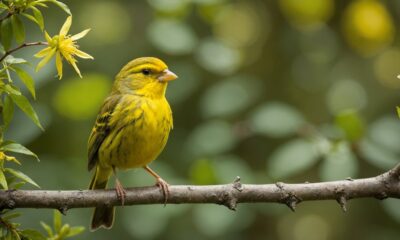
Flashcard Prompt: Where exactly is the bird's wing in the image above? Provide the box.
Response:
[87,95,121,171]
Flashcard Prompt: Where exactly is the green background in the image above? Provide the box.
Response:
[8,0,400,239]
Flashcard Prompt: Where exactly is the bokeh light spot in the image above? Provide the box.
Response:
[77,1,130,46]
[373,48,400,89]
[195,38,241,75]
[53,74,111,120]
[186,120,236,157]
[148,0,189,13]
[148,19,197,55]
[279,0,334,31]
[213,3,264,49]
[293,215,330,240]
[326,79,367,115]
[200,75,262,118]
[342,0,394,56]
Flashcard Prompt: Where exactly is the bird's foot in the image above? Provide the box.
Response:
[115,179,126,205]
[155,177,170,206]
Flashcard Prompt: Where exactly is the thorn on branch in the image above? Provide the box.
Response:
[334,187,349,212]
[275,182,284,189]
[286,198,298,212]
[5,200,15,209]
[227,197,237,211]
[2,190,16,209]
[336,195,347,212]
[375,192,388,200]
[275,182,301,212]
[232,176,243,192]
[58,206,68,215]
[219,191,237,211]
[218,180,243,211]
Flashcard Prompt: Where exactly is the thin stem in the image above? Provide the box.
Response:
[0,41,48,63]
[0,12,12,24]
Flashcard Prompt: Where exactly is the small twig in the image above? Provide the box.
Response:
[0,41,48,63]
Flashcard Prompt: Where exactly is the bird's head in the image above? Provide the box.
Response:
[113,57,178,98]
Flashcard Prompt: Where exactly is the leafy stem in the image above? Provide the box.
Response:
[0,41,48,62]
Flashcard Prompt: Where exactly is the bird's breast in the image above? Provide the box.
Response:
[99,95,173,170]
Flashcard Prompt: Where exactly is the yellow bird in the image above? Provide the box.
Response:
[87,57,177,230]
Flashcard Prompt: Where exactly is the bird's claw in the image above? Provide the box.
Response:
[156,177,169,206]
[115,179,127,206]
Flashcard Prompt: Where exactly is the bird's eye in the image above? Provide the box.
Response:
[142,69,151,75]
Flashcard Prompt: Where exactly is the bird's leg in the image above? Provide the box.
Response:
[112,166,126,205]
[143,165,169,205]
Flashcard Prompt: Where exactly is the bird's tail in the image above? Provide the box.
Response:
[89,166,113,231]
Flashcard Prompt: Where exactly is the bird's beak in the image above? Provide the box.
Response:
[158,69,178,82]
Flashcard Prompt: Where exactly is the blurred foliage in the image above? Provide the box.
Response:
[0,0,87,238]
[0,0,399,239]
[0,210,83,239]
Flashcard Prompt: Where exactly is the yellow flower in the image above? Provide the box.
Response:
[34,16,93,79]
[0,151,20,165]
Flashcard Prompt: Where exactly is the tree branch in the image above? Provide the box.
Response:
[0,41,48,63]
[0,163,399,213]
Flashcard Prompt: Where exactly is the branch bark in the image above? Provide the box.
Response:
[0,163,399,213]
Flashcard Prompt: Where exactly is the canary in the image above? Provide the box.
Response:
[87,57,177,230]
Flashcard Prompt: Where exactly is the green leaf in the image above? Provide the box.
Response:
[0,141,38,160]
[397,106,400,118]
[0,3,8,9]
[13,66,36,99]
[0,170,8,189]
[1,18,13,51]
[48,0,71,15]
[3,84,20,95]
[31,6,44,30]
[40,222,53,237]
[4,55,27,64]
[53,210,62,233]
[249,102,305,138]
[59,224,70,237]
[12,181,26,189]
[11,15,25,44]
[2,95,14,129]
[30,1,48,8]
[21,13,40,27]
[3,212,21,220]
[335,109,365,141]
[11,230,20,240]
[9,93,43,130]
[5,230,12,240]
[4,168,40,188]
[20,229,46,240]
[267,138,320,179]
[66,226,85,237]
